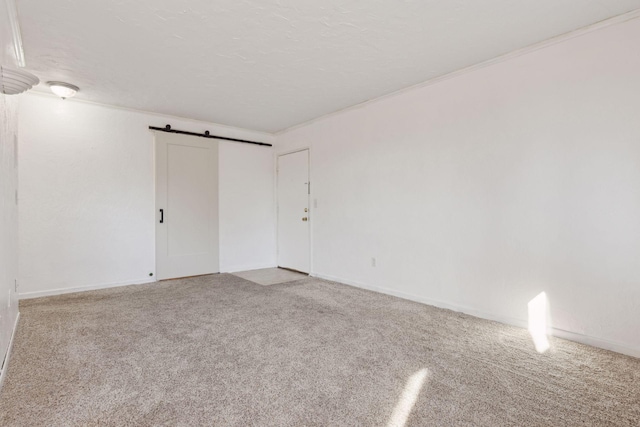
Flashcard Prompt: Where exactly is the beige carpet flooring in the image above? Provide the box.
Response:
[0,274,638,426]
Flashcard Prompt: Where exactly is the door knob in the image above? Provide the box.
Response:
[302,217,308,221]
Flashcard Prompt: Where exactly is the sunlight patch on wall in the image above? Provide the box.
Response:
[387,368,429,427]
[528,291,551,353]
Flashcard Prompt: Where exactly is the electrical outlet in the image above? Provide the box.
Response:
[371,257,376,267]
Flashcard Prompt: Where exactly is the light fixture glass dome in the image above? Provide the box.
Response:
[48,81,79,99]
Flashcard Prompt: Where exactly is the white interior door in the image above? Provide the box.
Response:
[277,150,310,273]
[155,132,219,280]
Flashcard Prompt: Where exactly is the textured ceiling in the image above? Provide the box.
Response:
[17,0,640,133]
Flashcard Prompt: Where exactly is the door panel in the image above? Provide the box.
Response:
[277,150,310,273]
[167,144,211,256]
[156,132,219,280]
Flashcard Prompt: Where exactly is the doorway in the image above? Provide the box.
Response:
[155,132,219,280]
[277,149,310,273]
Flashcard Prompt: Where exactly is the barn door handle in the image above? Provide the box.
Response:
[160,209,164,223]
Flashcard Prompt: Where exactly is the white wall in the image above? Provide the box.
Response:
[0,8,21,379]
[219,142,276,272]
[0,92,20,370]
[18,94,276,298]
[276,17,640,357]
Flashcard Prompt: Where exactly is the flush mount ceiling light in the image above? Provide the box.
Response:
[48,81,79,99]
[0,65,39,95]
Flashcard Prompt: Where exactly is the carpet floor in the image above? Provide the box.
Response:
[0,274,638,426]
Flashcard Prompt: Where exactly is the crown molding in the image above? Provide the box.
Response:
[4,0,26,67]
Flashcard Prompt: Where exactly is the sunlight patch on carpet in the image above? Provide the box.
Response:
[386,368,429,427]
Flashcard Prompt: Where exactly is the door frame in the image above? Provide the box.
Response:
[276,147,312,274]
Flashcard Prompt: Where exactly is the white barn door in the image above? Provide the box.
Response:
[277,149,310,273]
[155,132,219,280]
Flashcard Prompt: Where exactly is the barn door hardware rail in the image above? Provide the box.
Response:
[149,124,272,147]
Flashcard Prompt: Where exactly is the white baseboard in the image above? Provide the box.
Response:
[311,272,640,359]
[18,278,157,300]
[0,312,20,392]
[220,263,278,273]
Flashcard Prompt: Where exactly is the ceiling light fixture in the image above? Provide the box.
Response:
[48,81,79,99]
[0,65,39,95]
